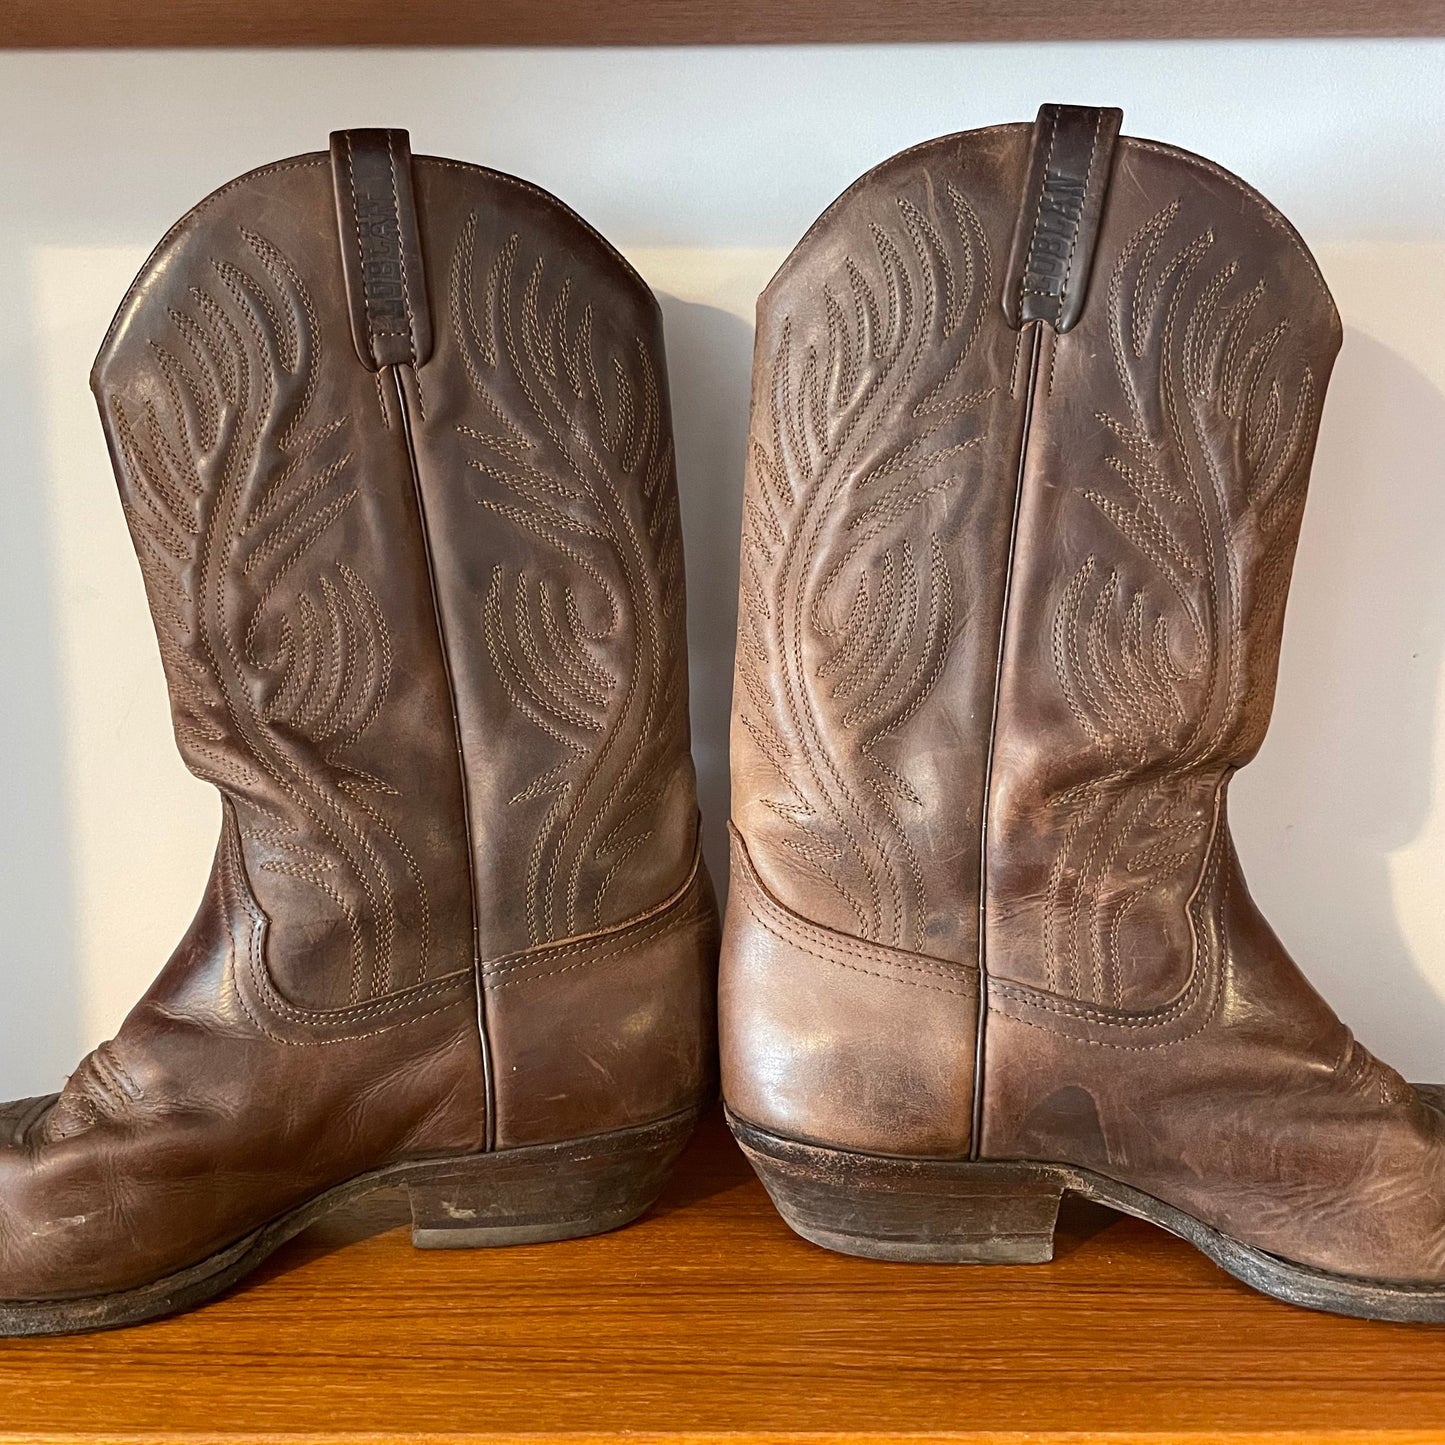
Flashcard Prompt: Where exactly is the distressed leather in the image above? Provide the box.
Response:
[721,106,1445,1284]
[722,827,976,1158]
[485,850,718,1147]
[0,132,716,1302]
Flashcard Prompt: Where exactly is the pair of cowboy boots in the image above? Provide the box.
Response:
[5,109,1444,1336]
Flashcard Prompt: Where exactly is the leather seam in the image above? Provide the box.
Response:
[384,130,421,359]
[1057,109,1104,314]
[734,838,978,998]
[240,893,467,1023]
[342,134,380,361]
[972,324,1044,1155]
[741,880,976,1000]
[384,368,495,1141]
[987,806,1231,1049]
[482,899,705,990]
[480,840,706,975]
[734,833,973,980]
[224,820,473,1046]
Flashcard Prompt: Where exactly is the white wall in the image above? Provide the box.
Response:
[2,41,1443,1097]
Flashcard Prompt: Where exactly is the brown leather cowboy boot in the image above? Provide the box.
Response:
[721,104,1445,1320]
[0,129,717,1335]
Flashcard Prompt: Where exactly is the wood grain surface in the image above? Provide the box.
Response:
[4,0,1445,47]
[2,1110,1445,1442]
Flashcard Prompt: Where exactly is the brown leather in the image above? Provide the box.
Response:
[1003,102,1121,333]
[722,827,976,1157]
[729,121,1032,975]
[399,158,702,961]
[721,106,1445,1284]
[330,128,433,369]
[0,133,716,1303]
[486,851,718,1147]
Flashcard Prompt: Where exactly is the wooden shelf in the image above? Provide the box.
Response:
[2,1109,1444,1442]
[4,0,1445,47]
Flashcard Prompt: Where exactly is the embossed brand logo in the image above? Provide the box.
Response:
[1024,169,1088,300]
[354,193,407,327]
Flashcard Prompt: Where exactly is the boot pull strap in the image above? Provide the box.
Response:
[330,128,433,370]
[1004,104,1122,334]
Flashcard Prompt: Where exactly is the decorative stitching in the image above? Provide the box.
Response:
[1018,205,1309,1035]
[736,843,977,1000]
[224,821,471,1046]
[448,208,688,947]
[1019,108,1060,314]
[738,179,998,956]
[1056,108,1104,315]
[734,830,977,989]
[1121,138,1335,312]
[109,222,448,1029]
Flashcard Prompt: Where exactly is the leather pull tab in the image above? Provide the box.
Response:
[330,128,432,370]
[1004,104,1122,334]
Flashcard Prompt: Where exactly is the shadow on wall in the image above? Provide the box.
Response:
[1234,329,1445,1079]
[659,298,754,906]
[0,280,82,1099]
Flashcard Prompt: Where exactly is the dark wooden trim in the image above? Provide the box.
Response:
[6,0,1445,48]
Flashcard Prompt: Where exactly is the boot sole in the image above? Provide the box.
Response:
[729,1110,1445,1323]
[0,1106,703,1338]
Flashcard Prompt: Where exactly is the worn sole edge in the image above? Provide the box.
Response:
[727,1110,1445,1324]
[0,1106,703,1339]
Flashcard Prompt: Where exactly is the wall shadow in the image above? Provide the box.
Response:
[1232,329,1445,1079]
[0,273,82,1098]
[657,298,754,906]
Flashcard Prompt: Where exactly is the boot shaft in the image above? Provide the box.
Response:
[94,132,705,1020]
[729,107,1339,990]
[724,105,1341,1157]
[730,119,1029,968]
[986,119,1340,1012]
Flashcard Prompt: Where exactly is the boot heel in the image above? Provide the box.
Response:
[728,1110,1065,1264]
[406,1108,700,1249]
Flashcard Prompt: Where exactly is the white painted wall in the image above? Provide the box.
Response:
[2,41,1443,1097]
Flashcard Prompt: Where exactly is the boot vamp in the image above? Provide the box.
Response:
[986,847,1445,1285]
[0,849,485,1304]
[0,1017,483,1303]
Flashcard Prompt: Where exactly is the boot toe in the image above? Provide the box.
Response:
[0,1097,57,1300]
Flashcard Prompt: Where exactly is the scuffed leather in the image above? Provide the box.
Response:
[1,139,715,1302]
[485,841,718,1148]
[0,812,484,1298]
[723,110,1445,1284]
[722,827,976,1157]
[987,831,1445,1282]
